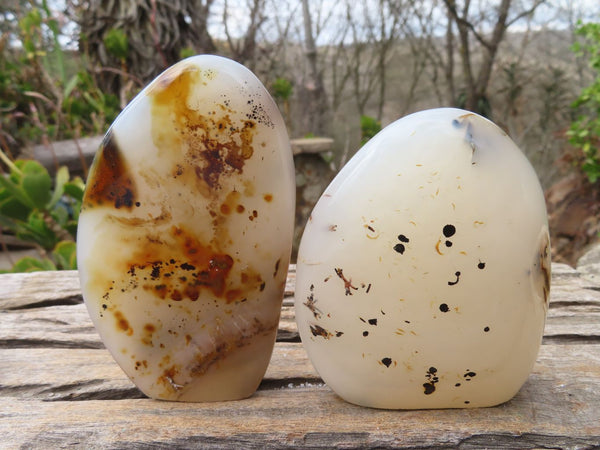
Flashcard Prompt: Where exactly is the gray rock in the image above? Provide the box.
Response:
[576,242,600,284]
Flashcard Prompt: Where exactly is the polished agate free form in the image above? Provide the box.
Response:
[295,108,550,409]
[77,56,295,401]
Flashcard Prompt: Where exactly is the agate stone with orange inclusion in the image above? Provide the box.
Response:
[77,55,295,401]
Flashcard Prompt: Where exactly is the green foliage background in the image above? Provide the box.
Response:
[568,22,600,183]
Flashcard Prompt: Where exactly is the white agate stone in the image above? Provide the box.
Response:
[77,55,295,401]
[295,108,550,409]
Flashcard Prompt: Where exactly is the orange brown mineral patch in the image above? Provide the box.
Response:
[83,132,137,211]
[147,64,257,196]
[96,225,264,306]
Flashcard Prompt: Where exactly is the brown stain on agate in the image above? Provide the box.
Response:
[113,310,133,336]
[148,64,256,195]
[83,132,137,210]
[116,224,264,304]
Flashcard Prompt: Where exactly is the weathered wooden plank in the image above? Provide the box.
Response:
[0,270,82,310]
[544,265,600,343]
[290,137,334,155]
[1,344,599,449]
[0,303,101,349]
[0,344,319,401]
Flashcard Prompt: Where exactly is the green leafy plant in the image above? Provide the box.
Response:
[104,28,129,61]
[567,21,600,183]
[272,77,293,131]
[0,153,84,272]
[272,77,293,101]
[179,47,196,60]
[360,115,381,145]
[0,2,123,160]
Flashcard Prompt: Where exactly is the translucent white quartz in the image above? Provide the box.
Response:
[295,108,550,409]
[77,55,295,401]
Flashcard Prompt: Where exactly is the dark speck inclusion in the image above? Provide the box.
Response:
[423,366,439,395]
[464,370,477,381]
[439,303,450,313]
[393,234,409,254]
[303,284,322,319]
[310,324,331,339]
[443,224,456,238]
[381,357,392,368]
[448,271,461,286]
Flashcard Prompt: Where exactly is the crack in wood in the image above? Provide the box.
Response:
[1,380,144,402]
[542,334,600,344]
[456,432,600,449]
[43,387,146,402]
[275,329,301,343]
[258,377,323,391]
[0,383,52,396]
[5,296,83,311]
[0,339,104,349]
[550,300,600,308]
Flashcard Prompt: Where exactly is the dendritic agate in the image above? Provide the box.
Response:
[77,55,295,401]
[295,108,550,409]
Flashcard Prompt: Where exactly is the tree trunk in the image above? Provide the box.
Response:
[299,0,330,136]
[445,6,456,105]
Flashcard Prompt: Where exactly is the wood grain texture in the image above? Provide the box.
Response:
[1,263,599,449]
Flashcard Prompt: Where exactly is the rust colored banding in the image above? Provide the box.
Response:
[116,225,263,303]
[83,132,137,210]
[148,65,257,193]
